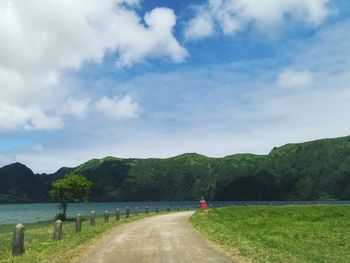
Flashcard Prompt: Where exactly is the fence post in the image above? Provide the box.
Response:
[156,207,159,213]
[126,207,130,218]
[115,208,120,221]
[76,214,82,232]
[53,220,63,240]
[90,210,96,225]
[104,210,109,223]
[146,206,149,214]
[12,224,25,256]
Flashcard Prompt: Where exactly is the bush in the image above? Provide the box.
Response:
[54,212,66,221]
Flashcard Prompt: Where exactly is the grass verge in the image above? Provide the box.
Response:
[190,205,350,263]
[0,212,161,263]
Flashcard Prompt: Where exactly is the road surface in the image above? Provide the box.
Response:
[78,211,234,263]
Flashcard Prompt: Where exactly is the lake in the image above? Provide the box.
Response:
[0,200,349,225]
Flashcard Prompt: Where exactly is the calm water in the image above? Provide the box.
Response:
[0,200,349,225]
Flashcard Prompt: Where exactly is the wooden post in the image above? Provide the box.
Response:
[146,206,149,214]
[156,207,159,213]
[115,209,120,221]
[12,224,24,256]
[76,213,82,232]
[167,205,170,212]
[126,207,130,218]
[135,207,138,216]
[90,210,96,225]
[104,210,109,223]
[53,220,63,240]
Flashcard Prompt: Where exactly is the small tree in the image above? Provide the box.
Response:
[50,173,92,220]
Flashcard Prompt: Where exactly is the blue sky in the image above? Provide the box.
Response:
[1,0,350,172]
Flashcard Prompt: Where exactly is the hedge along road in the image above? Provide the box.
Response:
[77,211,234,263]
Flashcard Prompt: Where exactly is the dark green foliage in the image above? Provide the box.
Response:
[1,135,350,202]
[0,163,49,203]
[57,136,350,201]
[54,212,66,221]
[50,173,92,218]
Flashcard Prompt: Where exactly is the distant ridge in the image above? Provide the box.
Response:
[1,135,350,203]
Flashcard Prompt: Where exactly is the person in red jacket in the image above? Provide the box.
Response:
[199,197,207,209]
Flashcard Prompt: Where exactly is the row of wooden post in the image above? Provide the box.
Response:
[11,205,191,256]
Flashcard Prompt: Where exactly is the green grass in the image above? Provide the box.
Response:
[190,205,350,263]
[0,212,161,263]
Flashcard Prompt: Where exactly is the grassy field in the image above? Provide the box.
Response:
[0,211,160,263]
[190,205,350,263]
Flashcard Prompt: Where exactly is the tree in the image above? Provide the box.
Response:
[50,173,92,220]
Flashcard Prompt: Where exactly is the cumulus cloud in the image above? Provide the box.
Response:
[96,95,140,119]
[116,7,188,67]
[26,112,64,130]
[185,0,330,40]
[0,0,185,131]
[277,69,314,89]
[0,103,63,131]
[59,98,90,118]
[184,10,215,39]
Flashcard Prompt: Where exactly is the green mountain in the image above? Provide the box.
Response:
[0,163,50,203]
[1,135,350,203]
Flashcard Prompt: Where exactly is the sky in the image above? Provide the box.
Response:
[0,0,350,173]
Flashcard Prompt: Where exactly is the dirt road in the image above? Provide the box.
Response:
[78,211,233,263]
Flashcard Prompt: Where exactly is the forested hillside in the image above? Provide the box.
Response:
[0,163,50,203]
[1,135,350,203]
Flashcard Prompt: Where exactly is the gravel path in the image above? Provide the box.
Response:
[78,211,234,263]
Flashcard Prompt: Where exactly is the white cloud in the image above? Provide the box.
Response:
[26,112,64,130]
[0,0,185,131]
[59,98,90,118]
[277,69,314,89]
[0,103,63,131]
[96,95,139,119]
[0,103,33,130]
[184,9,214,39]
[185,0,330,40]
[116,7,188,67]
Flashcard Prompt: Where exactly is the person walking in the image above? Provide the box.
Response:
[199,197,207,209]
